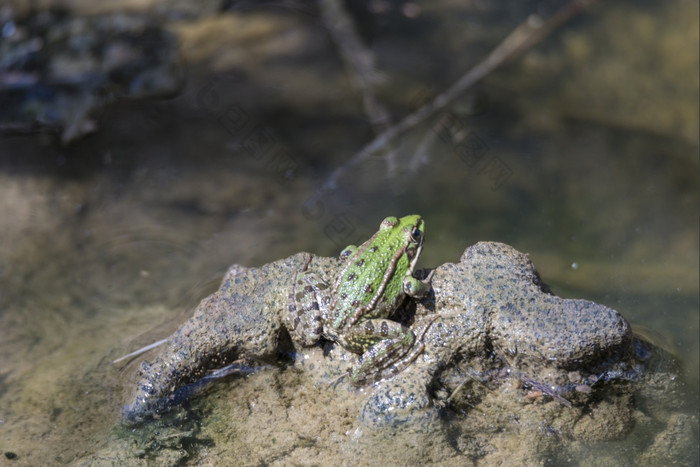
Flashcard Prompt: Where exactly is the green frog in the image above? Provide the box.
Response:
[287,215,434,384]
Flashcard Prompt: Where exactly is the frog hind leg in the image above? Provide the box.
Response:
[371,316,437,383]
[287,266,328,347]
[340,319,420,385]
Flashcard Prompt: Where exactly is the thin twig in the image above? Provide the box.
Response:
[305,0,598,209]
[446,369,493,404]
[317,0,391,131]
[318,0,398,172]
[112,338,168,364]
[519,374,573,408]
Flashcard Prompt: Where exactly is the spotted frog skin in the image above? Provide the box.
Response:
[287,215,433,384]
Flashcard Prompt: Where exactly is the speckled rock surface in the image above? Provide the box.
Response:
[461,242,631,368]
[359,242,635,427]
[124,241,636,426]
[123,258,299,420]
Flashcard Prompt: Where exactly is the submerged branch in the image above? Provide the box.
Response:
[305,0,598,208]
[318,0,400,172]
[318,0,391,132]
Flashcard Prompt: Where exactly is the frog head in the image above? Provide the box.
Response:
[379,214,425,275]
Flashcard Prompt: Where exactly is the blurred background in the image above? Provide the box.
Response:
[0,0,697,464]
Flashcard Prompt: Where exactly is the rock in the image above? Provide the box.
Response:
[123,242,637,428]
[360,242,635,426]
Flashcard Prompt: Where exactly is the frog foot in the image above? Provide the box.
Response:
[349,315,438,385]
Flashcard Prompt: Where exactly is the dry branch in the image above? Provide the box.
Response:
[305,0,598,208]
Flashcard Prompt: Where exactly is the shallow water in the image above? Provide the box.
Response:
[0,0,697,465]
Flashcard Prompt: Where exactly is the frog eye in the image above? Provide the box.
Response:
[411,228,422,243]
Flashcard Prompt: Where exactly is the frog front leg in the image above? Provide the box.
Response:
[339,319,419,384]
[403,269,434,299]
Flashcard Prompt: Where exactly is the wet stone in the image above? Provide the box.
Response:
[360,242,636,427]
[463,242,632,369]
[123,242,636,429]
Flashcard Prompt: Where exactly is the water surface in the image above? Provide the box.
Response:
[0,0,697,464]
